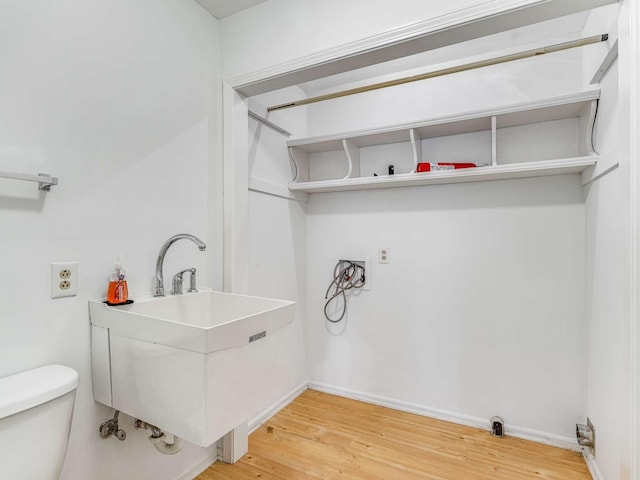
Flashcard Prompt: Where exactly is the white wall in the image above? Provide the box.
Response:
[583,3,634,479]
[0,1,222,479]
[306,175,585,439]
[220,0,488,78]
[246,189,308,418]
[245,87,309,423]
[305,35,587,137]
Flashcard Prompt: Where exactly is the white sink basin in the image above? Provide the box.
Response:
[89,288,296,447]
[89,289,295,353]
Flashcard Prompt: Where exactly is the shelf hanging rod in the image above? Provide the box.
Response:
[0,170,58,191]
[268,34,608,112]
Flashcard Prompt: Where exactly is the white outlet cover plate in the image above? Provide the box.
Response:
[378,247,390,264]
[51,262,78,298]
[333,256,370,291]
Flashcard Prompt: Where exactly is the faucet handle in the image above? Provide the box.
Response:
[172,268,197,295]
[171,272,184,295]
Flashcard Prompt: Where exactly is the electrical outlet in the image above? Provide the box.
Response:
[378,248,390,264]
[51,262,77,298]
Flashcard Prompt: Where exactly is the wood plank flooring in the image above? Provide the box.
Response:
[196,390,590,480]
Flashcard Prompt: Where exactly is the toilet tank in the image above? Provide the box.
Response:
[0,365,79,480]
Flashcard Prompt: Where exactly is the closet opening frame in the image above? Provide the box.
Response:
[219,0,636,471]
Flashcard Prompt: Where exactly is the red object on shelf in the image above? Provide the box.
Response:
[416,162,477,172]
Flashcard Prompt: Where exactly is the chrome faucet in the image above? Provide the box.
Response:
[154,234,206,297]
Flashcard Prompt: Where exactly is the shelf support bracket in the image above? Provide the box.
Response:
[590,39,618,85]
[342,139,360,179]
[410,129,422,172]
[491,116,497,166]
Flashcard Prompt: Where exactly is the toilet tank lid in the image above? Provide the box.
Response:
[0,365,79,420]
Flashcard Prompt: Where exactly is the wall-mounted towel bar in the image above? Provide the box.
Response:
[0,170,58,191]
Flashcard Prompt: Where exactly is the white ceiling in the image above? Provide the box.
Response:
[194,0,267,19]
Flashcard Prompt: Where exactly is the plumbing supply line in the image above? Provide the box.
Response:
[268,34,608,112]
[98,410,126,441]
[324,260,365,323]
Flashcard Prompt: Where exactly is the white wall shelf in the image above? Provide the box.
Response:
[288,157,597,193]
[287,90,600,193]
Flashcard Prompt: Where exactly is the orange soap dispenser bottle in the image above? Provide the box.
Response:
[107,260,128,305]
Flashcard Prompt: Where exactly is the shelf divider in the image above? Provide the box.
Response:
[491,116,497,166]
[342,139,361,179]
[410,129,422,172]
[288,146,309,183]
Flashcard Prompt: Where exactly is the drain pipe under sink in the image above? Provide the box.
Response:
[150,433,184,455]
[135,419,184,455]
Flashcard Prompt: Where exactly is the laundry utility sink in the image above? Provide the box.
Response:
[89,289,294,354]
[89,289,295,447]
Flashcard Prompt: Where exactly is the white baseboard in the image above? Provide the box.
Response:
[308,381,580,452]
[248,382,308,434]
[582,448,605,480]
[175,452,218,480]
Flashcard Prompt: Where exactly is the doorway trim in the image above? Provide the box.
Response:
[629,0,640,477]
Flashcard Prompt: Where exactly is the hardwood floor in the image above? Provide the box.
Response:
[196,390,590,480]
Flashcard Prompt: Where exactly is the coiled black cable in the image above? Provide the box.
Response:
[324,260,365,323]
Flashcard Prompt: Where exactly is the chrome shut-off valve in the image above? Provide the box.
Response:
[99,410,126,441]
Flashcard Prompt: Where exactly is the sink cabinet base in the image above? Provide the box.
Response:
[91,326,292,447]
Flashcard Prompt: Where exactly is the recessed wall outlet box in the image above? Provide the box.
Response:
[378,248,390,264]
[51,262,78,298]
[335,256,370,291]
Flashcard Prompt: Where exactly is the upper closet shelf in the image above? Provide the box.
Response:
[288,157,596,193]
[287,90,600,193]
